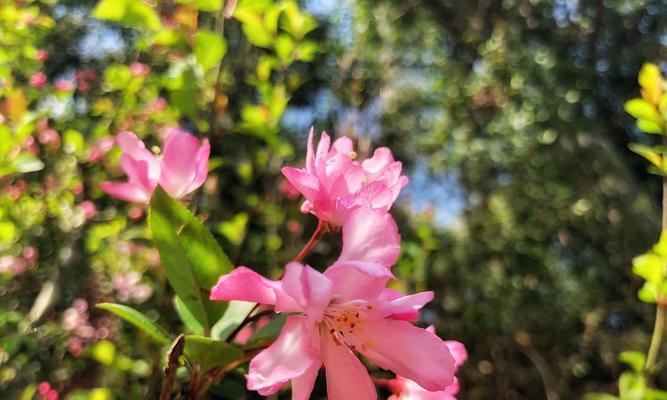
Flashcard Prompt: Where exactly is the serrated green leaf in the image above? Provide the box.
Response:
[149,188,233,334]
[97,303,172,345]
[195,30,227,72]
[183,335,244,373]
[211,301,256,341]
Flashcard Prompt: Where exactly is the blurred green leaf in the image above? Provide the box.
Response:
[637,119,663,135]
[629,143,662,169]
[97,303,172,345]
[624,99,660,122]
[245,313,287,349]
[93,0,162,31]
[194,30,227,72]
[619,371,645,400]
[149,188,233,334]
[10,153,44,174]
[217,213,248,246]
[183,335,244,373]
[582,394,619,400]
[90,340,116,366]
[211,300,256,341]
[632,254,663,285]
[619,351,645,373]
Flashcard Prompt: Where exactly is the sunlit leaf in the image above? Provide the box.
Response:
[194,30,227,72]
[211,300,256,341]
[639,63,663,105]
[637,119,663,135]
[619,351,645,373]
[624,99,660,122]
[97,303,172,345]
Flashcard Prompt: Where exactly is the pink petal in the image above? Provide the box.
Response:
[120,154,157,192]
[275,262,333,322]
[332,136,354,154]
[357,319,456,391]
[324,261,394,302]
[291,360,322,400]
[100,181,151,203]
[159,131,208,198]
[190,138,210,192]
[444,341,467,367]
[338,207,400,267]
[361,147,395,179]
[281,167,321,201]
[116,131,160,179]
[378,291,434,322]
[402,379,458,400]
[306,127,316,173]
[247,316,320,395]
[321,331,376,400]
[209,267,279,305]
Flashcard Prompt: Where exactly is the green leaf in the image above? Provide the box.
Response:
[245,313,287,349]
[637,119,663,135]
[93,0,162,31]
[629,143,662,169]
[195,30,227,72]
[236,10,273,48]
[619,351,646,373]
[638,283,657,303]
[211,301,256,341]
[619,371,646,400]
[97,303,172,345]
[632,254,664,285]
[174,296,205,335]
[625,99,660,122]
[274,34,294,64]
[646,389,667,400]
[217,213,249,246]
[183,335,244,373]
[149,188,233,334]
[10,153,44,174]
[90,340,116,366]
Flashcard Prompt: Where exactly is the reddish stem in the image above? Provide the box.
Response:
[293,220,326,262]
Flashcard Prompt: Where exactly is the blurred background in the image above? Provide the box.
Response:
[1,0,667,399]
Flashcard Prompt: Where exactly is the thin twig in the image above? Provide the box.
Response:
[294,219,326,262]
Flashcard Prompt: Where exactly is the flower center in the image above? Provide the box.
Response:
[321,302,375,351]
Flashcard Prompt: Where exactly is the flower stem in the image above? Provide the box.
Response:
[293,220,326,262]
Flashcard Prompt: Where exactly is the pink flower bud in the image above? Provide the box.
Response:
[36,49,49,62]
[54,79,74,91]
[22,246,38,264]
[130,62,150,77]
[30,72,47,89]
[80,200,97,219]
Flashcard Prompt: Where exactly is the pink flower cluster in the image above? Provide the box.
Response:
[100,129,209,203]
[38,381,58,400]
[282,129,408,228]
[112,271,153,303]
[62,299,112,357]
[210,130,464,399]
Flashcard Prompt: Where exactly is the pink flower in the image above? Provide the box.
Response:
[54,79,74,91]
[130,62,150,76]
[100,131,161,203]
[0,255,28,276]
[385,339,467,400]
[87,136,114,162]
[79,200,97,220]
[30,72,47,88]
[22,246,38,264]
[210,209,444,399]
[282,128,408,227]
[210,260,455,399]
[36,49,49,62]
[100,129,210,202]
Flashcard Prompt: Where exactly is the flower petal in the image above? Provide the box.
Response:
[209,267,279,305]
[281,167,321,201]
[324,260,394,302]
[159,131,208,198]
[291,360,322,400]
[100,181,151,203]
[276,262,333,322]
[321,330,376,400]
[444,341,467,368]
[378,290,434,322]
[338,207,400,267]
[357,319,456,392]
[247,315,320,395]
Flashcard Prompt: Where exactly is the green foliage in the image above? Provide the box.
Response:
[92,0,162,31]
[96,303,172,345]
[149,187,233,333]
[194,30,227,72]
[183,335,244,373]
[632,232,667,304]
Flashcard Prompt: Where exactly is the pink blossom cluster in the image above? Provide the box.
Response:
[38,381,58,400]
[112,271,153,303]
[210,130,465,399]
[62,299,112,357]
[101,129,209,203]
[0,247,38,277]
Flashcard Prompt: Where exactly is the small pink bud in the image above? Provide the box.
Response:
[36,49,49,62]
[38,382,52,395]
[130,62,150,77]
[22,246,38,264]
[80,200,97,220]
[30,72,47,89]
